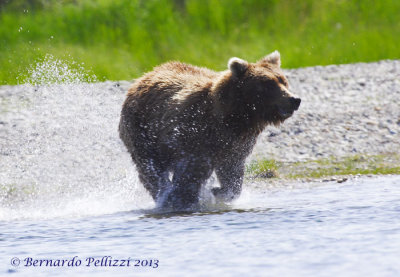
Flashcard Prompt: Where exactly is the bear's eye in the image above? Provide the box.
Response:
[257,79,277,93]
[277,76,289,87]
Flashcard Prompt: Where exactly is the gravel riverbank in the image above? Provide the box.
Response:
[256,59,400,161]
[1,60,399,189]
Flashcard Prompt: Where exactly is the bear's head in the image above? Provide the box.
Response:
[213,51,301,129]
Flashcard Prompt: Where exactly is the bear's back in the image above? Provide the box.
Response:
[156,61,217,81]
[153,62,218,92]
[128,61,218,97]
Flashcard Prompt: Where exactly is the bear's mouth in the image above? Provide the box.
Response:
[276,106,294,119]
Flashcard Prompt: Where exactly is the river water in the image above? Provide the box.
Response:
[1,176,400,277]
[1,57,400,276]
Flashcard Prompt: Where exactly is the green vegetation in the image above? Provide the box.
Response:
[1,0,399,85]
[246,159,279,178]
[246,153,400,180]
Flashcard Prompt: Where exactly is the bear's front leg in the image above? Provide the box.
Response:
[135,157,172,202]
[213,160,245,202]
[160,156,213,210]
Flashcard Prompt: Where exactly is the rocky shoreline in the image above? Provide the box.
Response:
[1,60,400,189]
[255,59,400,162]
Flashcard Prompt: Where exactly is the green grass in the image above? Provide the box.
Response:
[246,153,400,180]
[1,0,400,85]
[246,159,279,178]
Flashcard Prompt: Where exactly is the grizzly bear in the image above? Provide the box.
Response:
[119,51,300,209]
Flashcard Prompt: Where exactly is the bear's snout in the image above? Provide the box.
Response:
[290,97,301,111]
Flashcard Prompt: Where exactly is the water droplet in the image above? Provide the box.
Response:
[26,54,97,85]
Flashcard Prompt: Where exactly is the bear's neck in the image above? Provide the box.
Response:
[220,112,266,137]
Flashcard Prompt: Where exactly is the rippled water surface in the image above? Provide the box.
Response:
[1,58,400,276]
[1,176,400,277]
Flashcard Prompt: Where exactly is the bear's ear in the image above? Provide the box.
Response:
[260,50,281,67]
[228,57,249,77]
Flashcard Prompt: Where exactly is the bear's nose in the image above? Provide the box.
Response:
[290,97,301,110]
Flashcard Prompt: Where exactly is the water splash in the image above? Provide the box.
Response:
[26,54,97,86]
[1,55,280,221]
[0,56,153,221]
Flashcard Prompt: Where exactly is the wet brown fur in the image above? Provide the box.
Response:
[119,52,300,209]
